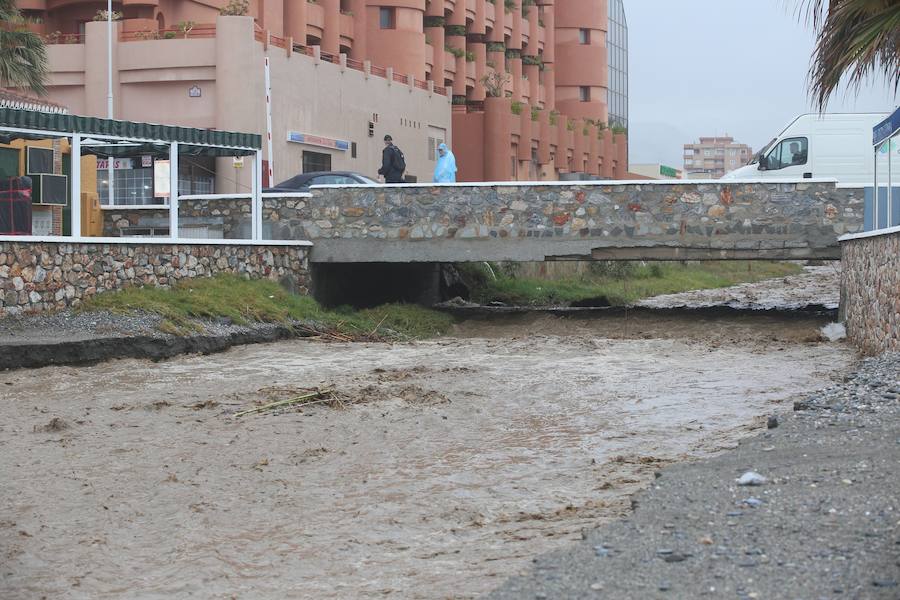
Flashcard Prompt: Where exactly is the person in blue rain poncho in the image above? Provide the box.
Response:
[433,143,457,183]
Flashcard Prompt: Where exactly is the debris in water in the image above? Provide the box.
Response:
[191,399,219,410]
[34,417,69,433]
[821,322,846,341]
[767,415,779,429]
[736,471,767,486]
[234,389,336,417]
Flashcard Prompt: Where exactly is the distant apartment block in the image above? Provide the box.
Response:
[684,136,752,179]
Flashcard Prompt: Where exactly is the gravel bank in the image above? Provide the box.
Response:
[488,352,900,599]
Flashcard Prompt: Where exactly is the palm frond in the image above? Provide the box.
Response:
[0,2,48,95]
[799,0,900,110]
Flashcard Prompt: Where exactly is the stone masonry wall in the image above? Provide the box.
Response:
[840,231,900,355]
[100,182,863,262]
[0,241,309,316]
[292,182,862,262]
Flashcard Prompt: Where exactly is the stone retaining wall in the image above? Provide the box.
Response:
[0,241,309,316]
[840,230,900,355]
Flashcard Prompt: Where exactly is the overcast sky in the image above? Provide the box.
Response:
[625,0,899,168]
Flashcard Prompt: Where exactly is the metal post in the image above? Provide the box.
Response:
[70,135,82,238]
[264,56,275,188]
[873,145,878,230]
[888,136,893,227]
[170,142,179,240]
[253,150,263,240]
[106,0,114,207]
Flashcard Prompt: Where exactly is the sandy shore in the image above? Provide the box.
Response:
[489,352,900,599]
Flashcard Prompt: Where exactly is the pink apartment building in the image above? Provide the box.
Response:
[21,0,629,192]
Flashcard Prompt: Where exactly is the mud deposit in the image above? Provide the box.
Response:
[1,314,853,599]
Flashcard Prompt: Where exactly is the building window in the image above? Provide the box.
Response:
[178,157,215,195]
[302,151,332,173]
[703,149,712,157]
[380,7,395,29]
[97,160,155,206]
[579,29,590,44]
[579,86,590,102]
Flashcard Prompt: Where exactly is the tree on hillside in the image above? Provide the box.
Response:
[801,0,900,110]
[0,0,48,95]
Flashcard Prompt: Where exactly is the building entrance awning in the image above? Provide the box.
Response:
[0,108,261,156]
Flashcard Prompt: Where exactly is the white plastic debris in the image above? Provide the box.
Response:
[821,322,846,342]
[736,471,767,486]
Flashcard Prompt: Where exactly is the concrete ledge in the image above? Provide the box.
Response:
[307,238,842,263]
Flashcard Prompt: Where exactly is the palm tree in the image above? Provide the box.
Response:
[0,0,48,95]
[801,0,900,110]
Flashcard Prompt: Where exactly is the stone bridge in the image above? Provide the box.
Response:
[292,180,862,262]
[104,180,864,262]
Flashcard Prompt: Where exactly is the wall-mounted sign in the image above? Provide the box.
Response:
[141,155,153,168]
[189,85,202,98]
[232,156,244,169]
[659,165,678,178]
[286,131,350,151]
[97,158,134,170]
[154,159,170,199]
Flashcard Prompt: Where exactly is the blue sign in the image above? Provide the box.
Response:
[873,106,900,146]
[286,131,350,151]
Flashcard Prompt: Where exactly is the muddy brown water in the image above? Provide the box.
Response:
[1,312,853,599]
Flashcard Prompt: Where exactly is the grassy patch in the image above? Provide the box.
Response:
[460,261,804,306]
[81,275,454,340]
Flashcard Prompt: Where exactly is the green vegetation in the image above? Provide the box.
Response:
[220,0,249,15]
[0,0,49,95]
[82,275,454,340]
[458,261,804,306]
[446,45,465,58]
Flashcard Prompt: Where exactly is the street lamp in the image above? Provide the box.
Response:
[107,0,114,205]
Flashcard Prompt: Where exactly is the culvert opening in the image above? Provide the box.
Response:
[311,263,462,309]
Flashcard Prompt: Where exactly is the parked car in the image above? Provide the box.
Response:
[263,171,378,193]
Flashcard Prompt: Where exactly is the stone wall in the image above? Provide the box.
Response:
[840,230,900,355]
[0,241,309,316]
[99,181,863,263]
[103,199,254,238]
[294,182,862,262]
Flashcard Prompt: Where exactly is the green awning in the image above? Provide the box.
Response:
[0,108,261,156]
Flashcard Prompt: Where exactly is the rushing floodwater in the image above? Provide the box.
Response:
[0,313,852,599]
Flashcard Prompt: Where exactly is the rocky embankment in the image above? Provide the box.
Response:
[488,352,900,599]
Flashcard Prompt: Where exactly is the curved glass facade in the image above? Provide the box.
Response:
[607,0,628,129]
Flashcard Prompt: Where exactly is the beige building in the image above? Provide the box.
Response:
[629,163,682,180]
[683,136,752,179]
[26,0,629,184]
[42,16,450,201]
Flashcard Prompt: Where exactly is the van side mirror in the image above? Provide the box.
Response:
[757,155,768,170]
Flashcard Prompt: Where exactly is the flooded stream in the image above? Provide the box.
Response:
[1,311,853,599]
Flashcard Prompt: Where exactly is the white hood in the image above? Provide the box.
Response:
[721,165,759,180]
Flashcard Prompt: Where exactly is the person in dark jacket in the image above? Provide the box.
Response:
[378,134,406,183]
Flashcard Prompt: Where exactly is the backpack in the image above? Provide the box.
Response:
[391,146,406,174]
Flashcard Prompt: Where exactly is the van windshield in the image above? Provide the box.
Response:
[749,138,776,165]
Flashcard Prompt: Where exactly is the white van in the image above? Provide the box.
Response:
[722,112,890,185]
